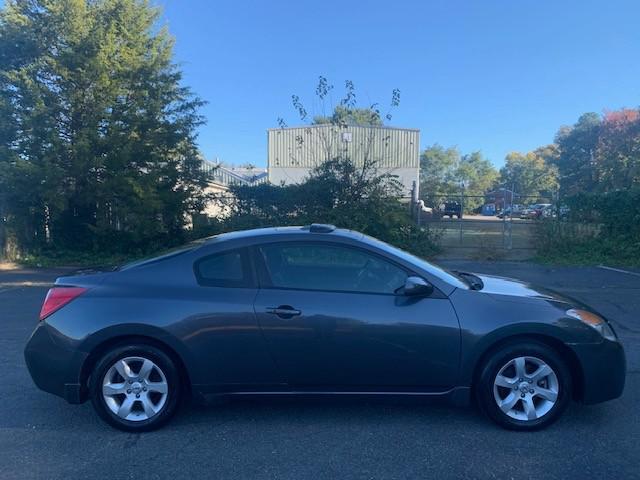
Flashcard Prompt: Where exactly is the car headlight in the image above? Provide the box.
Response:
[566,309,616,340]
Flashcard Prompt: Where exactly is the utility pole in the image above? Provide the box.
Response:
[502,187,507,249]
[459,183,465,246]
[510,184,515,248]
[0,194,6,259]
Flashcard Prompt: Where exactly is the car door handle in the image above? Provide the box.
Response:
[265,306,301,318]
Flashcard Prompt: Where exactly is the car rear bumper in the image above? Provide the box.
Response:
[568,338,626,405]
[24,322,88,404]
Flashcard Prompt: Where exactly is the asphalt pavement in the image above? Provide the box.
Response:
[1,262,639,480]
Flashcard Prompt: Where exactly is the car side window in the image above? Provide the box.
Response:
[259,243,407,294]
[194,249,251,288]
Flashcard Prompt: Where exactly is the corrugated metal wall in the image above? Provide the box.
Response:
[267,125,419,169]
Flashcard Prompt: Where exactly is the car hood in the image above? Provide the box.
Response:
[472,273,581,307]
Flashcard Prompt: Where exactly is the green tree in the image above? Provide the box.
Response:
[552,109,640,196]
[554,113,601,195]
[281,77,400,128]
[0,0,207,255]
[419,144,460,200]
[313,105,384,127]
[500,147,559,199]
[456,152,499,211]
[224,158,440,258]
[595,109,640,192]
[419,145,498,212]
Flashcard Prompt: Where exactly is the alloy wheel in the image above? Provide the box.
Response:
[102,356,169,421]
[492,356,559,421]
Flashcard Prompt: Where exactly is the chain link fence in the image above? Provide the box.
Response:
[414,193,557,256]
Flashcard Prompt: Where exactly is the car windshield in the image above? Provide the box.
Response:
[361,234,469,289]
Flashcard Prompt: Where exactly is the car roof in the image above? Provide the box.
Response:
[201,225,365,246]
[117,224,465,295]
[194,225,465,294]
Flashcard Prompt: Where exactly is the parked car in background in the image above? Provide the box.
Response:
[541,205,555,218]
[497,205,523,219]
[417,200,434,219]
[25,225,625,432]
[522,204,552,219]
[541,205,570,219]
[439,201,463,219]
[519,206,533,219]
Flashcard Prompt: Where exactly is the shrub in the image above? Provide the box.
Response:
[205,158,442,259]
[536,188,640,266]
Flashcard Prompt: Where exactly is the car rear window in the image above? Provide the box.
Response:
[119,238,208,270]
[194,249,251,288]
[119,246,196,271]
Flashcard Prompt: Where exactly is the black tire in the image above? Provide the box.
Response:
[475,341,571,431]
[90,343,182,432]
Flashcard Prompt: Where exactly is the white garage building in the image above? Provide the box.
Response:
[267,124,420,198]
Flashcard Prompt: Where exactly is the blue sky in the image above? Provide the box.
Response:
[157,0,639,168]
[3,1,638,167]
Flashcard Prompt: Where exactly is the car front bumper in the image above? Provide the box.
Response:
[24,322,88,404]
[568,338,626,405]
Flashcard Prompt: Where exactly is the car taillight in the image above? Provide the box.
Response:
[39,287,87,321]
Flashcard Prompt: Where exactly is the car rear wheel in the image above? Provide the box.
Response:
[90,344,181,431]
[476,341,571,431]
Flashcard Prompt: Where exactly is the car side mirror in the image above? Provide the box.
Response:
[403,276,434,297]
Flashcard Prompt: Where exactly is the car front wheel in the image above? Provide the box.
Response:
[476,341,571,431]
[90,343,181,431]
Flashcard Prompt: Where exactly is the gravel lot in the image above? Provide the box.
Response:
[1,261,639,480]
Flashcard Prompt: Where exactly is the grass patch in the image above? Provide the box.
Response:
[535,237,640,267]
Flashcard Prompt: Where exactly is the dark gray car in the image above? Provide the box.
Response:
[24,225,626,431]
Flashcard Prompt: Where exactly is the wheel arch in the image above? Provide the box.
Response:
[470,333,585,401]
[79,333,193,403]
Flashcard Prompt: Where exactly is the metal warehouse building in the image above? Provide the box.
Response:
[267,124,420,197]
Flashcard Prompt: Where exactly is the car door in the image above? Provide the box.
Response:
[185,247,283,388]
[252,241,461,389]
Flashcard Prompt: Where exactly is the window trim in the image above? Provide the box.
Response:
[253,241,412,296]
[194,247,255,288]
